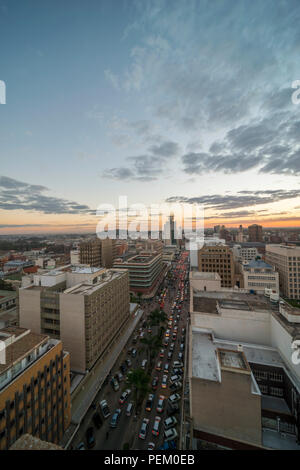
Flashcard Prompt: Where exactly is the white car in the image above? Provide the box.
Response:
[164,416,177,430]
[139,418,149,440]
[168,393,181,404]
[164,427,178,442]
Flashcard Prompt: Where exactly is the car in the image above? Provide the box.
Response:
[119,389,131,405]
[152,376,159,390]
[167,351,173,360]
[169,393,181,404]
[145,393,155,412]
[110,408,122,428]
[140,332,145,339]
[164,416,178,429]
[178,352,183,360]
[85,427,95,448]
[132,335,138,344]
[164,427,178,442]
[100,399,111,419]
[164,363,170,374]
[110,377,119,391]
[139,418,149,439]
[148,327,152,334]
[173,361,183,369]
[117,372,124,382]
[169,343,175,352]
[156,395,166,413]
[172,333,177,341]
[125,358,132,367]
[170,374,180,384]
[147,442,155,450]
[120,364,126,374]
[159,349,165,358]
[126,402,134,417]
[165,329,170,337]
[131,349,137,358]
[152,416,161,436]
[92,412,102,429]
[172,368,183,376]
[170,381,182,391]
[161,375,168,388]
[76,442,85,450]
[156,361,162,371]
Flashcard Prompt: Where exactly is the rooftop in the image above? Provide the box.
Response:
[193,291,271,314]
[9,434,63,450]
[245,259,273,269]
[63,269,127,295]
[190,271,221,281]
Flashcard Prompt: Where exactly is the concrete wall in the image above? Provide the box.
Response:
[191,371,262,446]
[59,294,86,373]
[19,288,41,333]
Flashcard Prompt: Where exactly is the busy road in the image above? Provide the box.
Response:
[70,250,190,450]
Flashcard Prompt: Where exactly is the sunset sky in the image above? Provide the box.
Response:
[1,0,300,234]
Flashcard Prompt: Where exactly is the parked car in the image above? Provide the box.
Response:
[168,393,181,404]
[125,358,132,367]
[164,363,169,374]
[170,375,180,384]
[147,442,155,450]
[164,416,177,430]
[131,349,137,358]
[139,418,149,440]
[111,378,119,391]
[173,361,183,369]
[76,442,85,450]
[141,359,148,369]
[159,349,165,358]
[100,399,111,418]
[164,427,178,442]
[167,351,173,360]
[85,427,95,448]
[156,361,162,371]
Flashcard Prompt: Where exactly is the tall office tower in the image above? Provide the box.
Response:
[265,244,300,299]
[237,225,244,243]
[248,224,263,242]
[19,267,130,372]
[198,244,235,287]
[163,214,177,245]
[0,327,71,450]
[79,237,116,268]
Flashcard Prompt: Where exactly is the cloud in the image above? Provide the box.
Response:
[0,176,95,215]
[166,189,300,211]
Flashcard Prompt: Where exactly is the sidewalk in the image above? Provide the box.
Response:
[60,307,143,448]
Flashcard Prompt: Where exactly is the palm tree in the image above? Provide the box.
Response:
[127,368,150,411]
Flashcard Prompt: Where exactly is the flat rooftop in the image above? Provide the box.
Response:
[63,269,126,295]
[9,434,63,450]
[0,327,49,375]
[190,271,221,280]
[193,291,272,314]
[114,253,160,265]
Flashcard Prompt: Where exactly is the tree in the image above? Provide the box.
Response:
[127,368,150,410]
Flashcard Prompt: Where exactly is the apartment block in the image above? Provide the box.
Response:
[265,244,300,299]
[198,244,235,288]
[232,244,259,262]
[19,266,130,373]
[0,327,71,450]
[113,253,164,298]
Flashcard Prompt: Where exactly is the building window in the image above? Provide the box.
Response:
[270,387,284,397]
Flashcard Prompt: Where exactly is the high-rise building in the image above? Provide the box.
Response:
[265,244,300,299]
[0,326,71,450]
[79,237,116,268]
[19,266,130,372]
[198,244,235,287]
[248,224,263,242]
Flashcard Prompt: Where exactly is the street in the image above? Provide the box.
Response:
[70,250,190,450]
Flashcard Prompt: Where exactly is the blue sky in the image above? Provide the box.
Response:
[0,0,300,233]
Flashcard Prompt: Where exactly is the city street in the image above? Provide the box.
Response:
[70,250,190,451]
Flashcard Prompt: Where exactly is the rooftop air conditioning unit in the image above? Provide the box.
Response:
[237,344,243,352]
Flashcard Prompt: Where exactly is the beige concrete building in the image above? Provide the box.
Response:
[265,244,300,299]
[0,327,71,450]
[198,244,235,288]
[188,289,300,449]
[242,259,279,294]
[19,267,130,373]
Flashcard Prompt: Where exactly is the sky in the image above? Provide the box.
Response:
[0,0,300,234]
